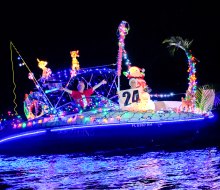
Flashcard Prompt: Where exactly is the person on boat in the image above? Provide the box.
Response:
[61,80,107,108]
[129,78,137,89]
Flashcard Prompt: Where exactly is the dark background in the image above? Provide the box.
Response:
[1,1,220,115]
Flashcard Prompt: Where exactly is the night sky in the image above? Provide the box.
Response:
[1,1,220,114]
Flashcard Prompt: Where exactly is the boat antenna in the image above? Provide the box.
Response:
[116,20,130,92]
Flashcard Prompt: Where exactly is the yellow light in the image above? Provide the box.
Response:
[103,118,108,123]
[38,120,43,124]
[67,118,73,123]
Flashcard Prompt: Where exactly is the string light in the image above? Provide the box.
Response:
[116,20,130,77]
[186,51,198,97]
[19,63,25,67]
[150,92,176,98]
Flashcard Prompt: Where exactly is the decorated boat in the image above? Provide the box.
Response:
[0,21,219,155]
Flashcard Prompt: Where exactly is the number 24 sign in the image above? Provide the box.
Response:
[118,88,141,109]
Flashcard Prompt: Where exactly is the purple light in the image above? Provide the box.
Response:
[0,130,46,143]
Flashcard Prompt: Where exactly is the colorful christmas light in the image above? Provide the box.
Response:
[116,21,130,77]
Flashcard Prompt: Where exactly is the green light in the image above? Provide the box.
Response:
[22,123,27,128]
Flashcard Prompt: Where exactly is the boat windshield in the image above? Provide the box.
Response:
[23,67,118,119]
[56,95,119,115]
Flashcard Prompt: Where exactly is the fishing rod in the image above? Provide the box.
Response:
[10,42,55,114]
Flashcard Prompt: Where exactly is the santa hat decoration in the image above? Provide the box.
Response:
[123,66,145,79]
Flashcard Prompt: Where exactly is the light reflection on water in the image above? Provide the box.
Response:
[0,147,220,189]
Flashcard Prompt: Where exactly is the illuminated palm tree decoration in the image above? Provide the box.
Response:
[163,36,198,102]
[195,85,215,113]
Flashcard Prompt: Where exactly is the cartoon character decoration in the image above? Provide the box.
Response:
[180,90,194,112]
[123,66,150,92]
[37,58,52,82]
[70,50,80,77]
[180,97,193,112]
[119,67,155,112]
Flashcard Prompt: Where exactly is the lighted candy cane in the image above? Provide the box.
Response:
[116,21,129,91]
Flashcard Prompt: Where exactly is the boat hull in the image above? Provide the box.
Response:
[0,115,219,155]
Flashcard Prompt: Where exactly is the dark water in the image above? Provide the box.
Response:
[1,147,220,190]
